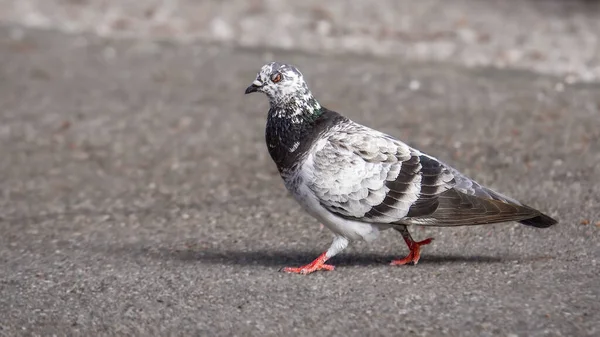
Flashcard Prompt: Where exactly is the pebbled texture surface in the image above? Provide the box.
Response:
[0,26,599,336]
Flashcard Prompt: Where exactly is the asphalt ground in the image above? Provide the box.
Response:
[0,26,599,336]
[2,0,600,81]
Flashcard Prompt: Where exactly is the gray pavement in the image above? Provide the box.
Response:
[2,0,600,82]
[0,25,599,336]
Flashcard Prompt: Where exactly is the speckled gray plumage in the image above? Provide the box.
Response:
[245,62,557,272]
[302,116,550,227]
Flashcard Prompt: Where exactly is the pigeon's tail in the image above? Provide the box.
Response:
[518,213,558,228]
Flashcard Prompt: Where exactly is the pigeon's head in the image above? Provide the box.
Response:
[245,62,311,105]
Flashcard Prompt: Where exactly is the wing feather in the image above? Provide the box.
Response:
[307,122,540,226]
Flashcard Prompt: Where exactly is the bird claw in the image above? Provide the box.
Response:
[281,264,335,275]
[391,237,434,266]
[280,252,334,274]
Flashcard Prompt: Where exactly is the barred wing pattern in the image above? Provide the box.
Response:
[308,123,540,226]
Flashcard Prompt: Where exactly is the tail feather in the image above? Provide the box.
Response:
[518,213,557,228]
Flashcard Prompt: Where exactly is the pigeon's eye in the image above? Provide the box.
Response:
[271,73,282,83]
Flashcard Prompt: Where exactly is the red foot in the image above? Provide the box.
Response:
[391,238,434,266]
[281,252,334,275]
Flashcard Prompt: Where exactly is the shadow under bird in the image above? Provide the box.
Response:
[245,62,557,275]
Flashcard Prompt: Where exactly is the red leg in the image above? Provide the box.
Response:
[391,226,433,266]
[281,252,335,275]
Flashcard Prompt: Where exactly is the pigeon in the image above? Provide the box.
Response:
[245,62,557,274]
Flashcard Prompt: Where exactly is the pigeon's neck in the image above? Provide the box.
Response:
[265,97,340,173]
[268,90,322,124]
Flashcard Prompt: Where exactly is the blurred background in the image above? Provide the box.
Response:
[1,1,599,336]
[1,0,600,82]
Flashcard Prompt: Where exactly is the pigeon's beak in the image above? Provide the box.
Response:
[245,80,262,94]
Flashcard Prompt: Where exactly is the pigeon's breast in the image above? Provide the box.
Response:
[265,108,346,173]
[279,137,327,214]
[285,144,386,241]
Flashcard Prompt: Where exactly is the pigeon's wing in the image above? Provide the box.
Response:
[308,124,540,226]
